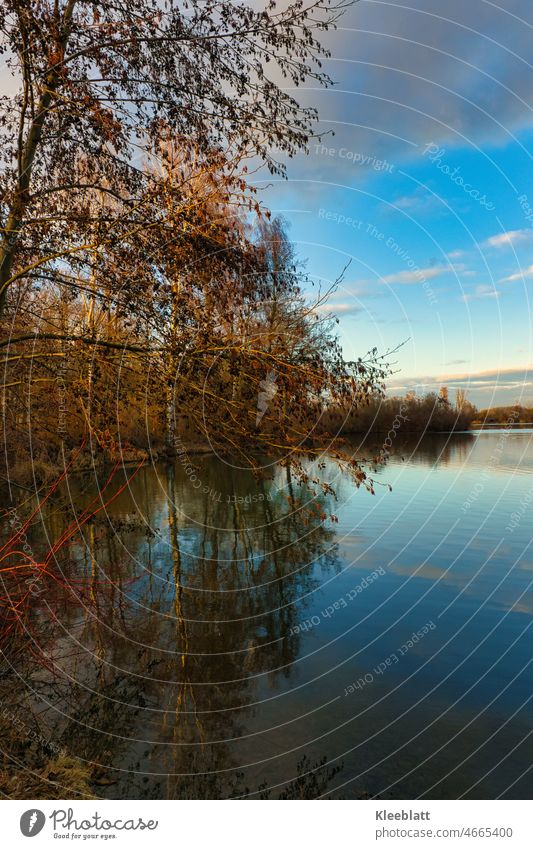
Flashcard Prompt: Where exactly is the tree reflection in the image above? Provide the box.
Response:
[0,456,342,798]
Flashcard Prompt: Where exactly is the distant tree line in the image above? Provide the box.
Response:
[475,405,533,424]
[321,387,478,435]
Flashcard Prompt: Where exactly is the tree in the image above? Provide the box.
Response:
[0,0,394,493]
[455,388,466,410]
[141,202,390,488]
[0,0,352,322]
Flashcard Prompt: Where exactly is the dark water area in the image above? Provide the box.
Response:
[2,430,533,799]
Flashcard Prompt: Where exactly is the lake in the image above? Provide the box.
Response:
[2,429,533,799]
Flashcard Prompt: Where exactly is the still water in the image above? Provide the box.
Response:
[3,430,533,799]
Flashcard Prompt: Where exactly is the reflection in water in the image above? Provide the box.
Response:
[2,431,533,799]
[359,431,476,468]
[1,458,341,798]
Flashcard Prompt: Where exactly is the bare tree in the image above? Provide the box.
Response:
[0,0,352,321]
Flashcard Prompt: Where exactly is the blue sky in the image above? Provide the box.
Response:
[254,0,533,408]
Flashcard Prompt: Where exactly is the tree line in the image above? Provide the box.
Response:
[322,386,478,435]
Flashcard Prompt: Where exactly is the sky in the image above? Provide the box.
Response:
[254,0,533,408]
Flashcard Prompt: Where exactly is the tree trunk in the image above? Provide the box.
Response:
[0,0,77,321]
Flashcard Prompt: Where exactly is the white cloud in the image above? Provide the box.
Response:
[381,265,448,285]
[391,195,418,210]
[348,263,460,289]
[500,264,533,283]
[343,283,375,298]
[461,284,500,302]
[389,189,441,215]
[448,262,469,274]
[485,229,533,248]
[387,366,533,406]
[313,301,362,317]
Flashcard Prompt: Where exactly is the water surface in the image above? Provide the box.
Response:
[2,430,533,799]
